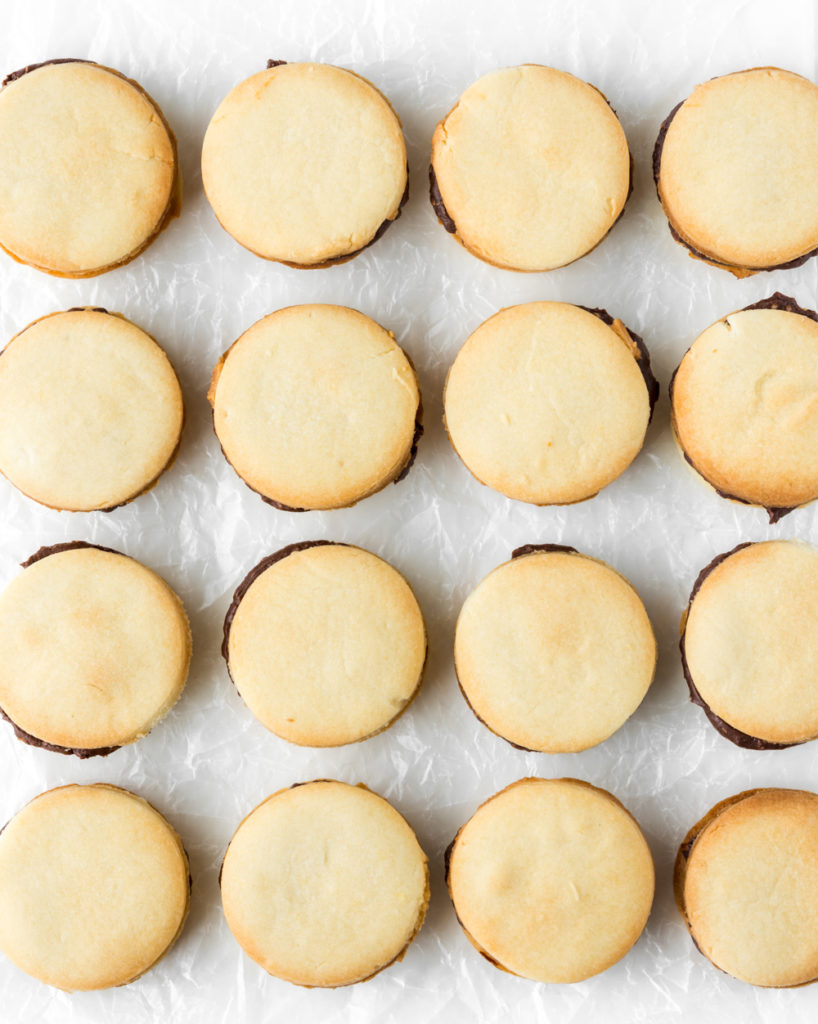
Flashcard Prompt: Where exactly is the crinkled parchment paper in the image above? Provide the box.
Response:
[2,0,818,1020]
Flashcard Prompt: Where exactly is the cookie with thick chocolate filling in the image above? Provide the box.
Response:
[202,61,407,267]
[443,302,656,505]
[676,788,818,986]
[447,778,654,982]
[0,543,191,756]
[654,68,818,276]
[0,784,190,990]
[429,65,631,271]
[0,308,184,512]
[681,540,818,748]
[209,305,421,510]
[454,545,656,752]
[672,295,818,520]
[0,60,179,277]
[221,780,429,987]
[223,541,427,746]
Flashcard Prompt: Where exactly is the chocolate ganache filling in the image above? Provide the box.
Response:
[679,542,793,750]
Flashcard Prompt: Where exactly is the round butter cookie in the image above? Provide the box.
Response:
[221,780,429,987]
[447,778,654,982]
[455,545,656,752]
[0,308,184,512]
[443,302,656,505]
[0,59,179,277]
[430,65,631,271]
[209,304,421,510]
[681,540,818,749]
[676,788,818,987]
[654,68,818,276]
[202,61,407,267]
[671,294,818,520]
[223,541,427,746]
[0,542,191,756]
[0,784,190,991]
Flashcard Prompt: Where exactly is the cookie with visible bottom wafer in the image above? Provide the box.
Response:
[676,788,818,987]
[223,541,427,746]
[0,60,179,277]
[0,784,190,991]
[671,294,818,520]
[454,544,656,752]
[443,302,656,505]
[0,308,184,511]
[0,542,191,756]
[447,777,654,982]
[220,780,429,987]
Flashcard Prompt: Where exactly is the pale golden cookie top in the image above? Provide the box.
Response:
[683,541,818,746]
[658,68,818,272]
[455,547,656,752]
[672,303,818,512]
[202,62,407,265]
[447,778,654,983]
[225,542,427,746]
[0,544,191,752]
[210,304,420,510]
[678,789,818,987]
[431,65,630,271]
[0,308,184,512]
[443,302,652,505]
[0,61,177,276]
[0,784,189,991]
[221,780,429,987]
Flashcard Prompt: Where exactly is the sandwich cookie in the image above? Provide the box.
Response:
[681,540,818,749]
[0,542,191,756]
[654,68,818,276]
[676,788,818,987]
[0,308,184,512]
[0,60,179,277]
[443,302,657,505]
[209,304,421,510]
[447,778,654,982]
[223,541,427,746]
[430,65,631,271]
[202,61,407,267]
[671,294,818,521]
[455,545,656,752]
[0,784,190,991]
[220,780,429,987]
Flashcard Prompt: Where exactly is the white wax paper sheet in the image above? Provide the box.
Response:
[1,0,818,1019]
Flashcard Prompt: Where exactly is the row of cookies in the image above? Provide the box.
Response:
[1,539,816,757]
[2,59,818,278]
[2,777,816,991]
[2,297,817,520]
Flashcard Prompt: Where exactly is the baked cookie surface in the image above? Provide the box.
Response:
[455,546,656,752]
[0,784,190,991]
[202,62,407,266]
[676,788,818,987]
[655,68,818,275]
[210,304,420,510]
[447,778,654,983]
[224,541,427,746]
[430,65,630,271]
[220,780,429,987]
[443,302,654,505]
[672,296,818,517]
[0,308,184,511]
[0,60,178,276]
[682,540,818,748]
[0,543,191,755]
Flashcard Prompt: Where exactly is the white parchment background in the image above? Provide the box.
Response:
[1,0,818,1020]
